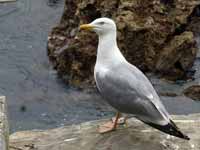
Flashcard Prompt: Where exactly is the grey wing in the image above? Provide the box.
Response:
[95,62,170,125]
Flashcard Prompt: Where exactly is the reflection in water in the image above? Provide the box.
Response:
[0,0,199,133]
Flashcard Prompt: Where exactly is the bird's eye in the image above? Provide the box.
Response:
[98,22,105,25]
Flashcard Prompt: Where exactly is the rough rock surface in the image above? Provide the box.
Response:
[47,0,200,87]
[156,32,196,79]
[187,5,200,37]
[10,114,200,150]
[183,85,200,101]
[0,96,9,150]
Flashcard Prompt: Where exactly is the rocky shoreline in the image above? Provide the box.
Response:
[48,0,200,87]
[10,114,200,150]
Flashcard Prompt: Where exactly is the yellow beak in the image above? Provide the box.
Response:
[79,24,94,30]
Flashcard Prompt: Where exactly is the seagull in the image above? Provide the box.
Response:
[80,17,190,140]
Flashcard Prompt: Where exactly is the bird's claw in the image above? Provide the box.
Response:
[98,121,116,133]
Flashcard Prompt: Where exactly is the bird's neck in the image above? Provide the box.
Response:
[96,33,125,66]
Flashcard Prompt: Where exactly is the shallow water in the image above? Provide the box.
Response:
[0,0,112,133]
[0,0,200,133]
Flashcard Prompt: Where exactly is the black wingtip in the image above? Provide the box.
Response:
[169,120,190,140]
[171,127,190,140]
[146,120,190,140]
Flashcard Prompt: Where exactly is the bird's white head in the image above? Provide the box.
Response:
[80,17,125,65]
[80,17,116,36]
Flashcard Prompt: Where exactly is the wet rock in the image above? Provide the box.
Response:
[159,92,178,97]
[10,114,200,150]
[47,0,200,87]
[156,32,196,80]
[183,85,200,101]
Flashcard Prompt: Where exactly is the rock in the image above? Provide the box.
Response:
[187,5,200,36]
[10,114,200,150]
[0,96,9,150]
[186,5,200,57]
[183,85,200,101]
[0,0,16,3]
[156,31,196,80]
[47,0,200,87]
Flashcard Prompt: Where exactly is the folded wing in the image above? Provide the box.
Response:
[95,62,189,140]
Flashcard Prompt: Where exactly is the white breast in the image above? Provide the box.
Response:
[94,64,110,90]
[94,64,109,78]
